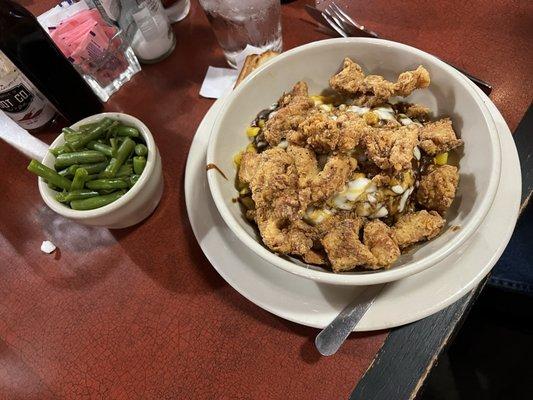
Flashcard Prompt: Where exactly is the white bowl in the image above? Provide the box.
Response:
[207,38,501,286]
[38,112,163,229]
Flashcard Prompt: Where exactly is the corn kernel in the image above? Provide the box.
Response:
[246,143,257,153]
[246,126,260,137]
[363,111,379,126]
[434,152,448,165]
[258,119,265,128]
[310,95,324,105]
[233,151,243,166]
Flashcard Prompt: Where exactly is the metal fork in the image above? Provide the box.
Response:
[311,2,492,95]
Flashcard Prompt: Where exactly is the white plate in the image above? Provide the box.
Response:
[184,85,521,331]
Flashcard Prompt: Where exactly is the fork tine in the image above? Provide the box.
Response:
[329,2,379,38]
[324,7,350,37]
[325,4,357,36]
[322,10,348,38]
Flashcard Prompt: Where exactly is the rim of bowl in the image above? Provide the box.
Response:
[38,112,157,219]
[207,38,502,286]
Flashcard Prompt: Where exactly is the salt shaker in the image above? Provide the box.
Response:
[118,0,176,64]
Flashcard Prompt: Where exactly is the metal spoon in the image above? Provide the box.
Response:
[315,284,384,356]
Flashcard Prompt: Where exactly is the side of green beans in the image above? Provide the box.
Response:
[27,118,150,211]
[70,191,126,210]
[27,160,72,191]
[133,156,146,175]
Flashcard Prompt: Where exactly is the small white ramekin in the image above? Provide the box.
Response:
[38,112,163,229]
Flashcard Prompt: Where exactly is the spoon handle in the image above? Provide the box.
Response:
[315,285,384,356]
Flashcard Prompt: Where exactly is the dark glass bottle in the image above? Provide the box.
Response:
[0,0,103,123]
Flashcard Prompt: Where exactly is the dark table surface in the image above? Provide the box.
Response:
[1,1,531,399]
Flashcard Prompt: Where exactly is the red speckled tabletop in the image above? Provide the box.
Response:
[1,1,531,398]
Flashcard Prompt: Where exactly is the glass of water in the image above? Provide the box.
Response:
[198,0,283,67]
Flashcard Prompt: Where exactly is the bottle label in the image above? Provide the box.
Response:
[0,53,56,130]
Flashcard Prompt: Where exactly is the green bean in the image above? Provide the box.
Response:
[79,161,109,175]
[78,122,99,131]
[110,125,140,138]
[62,127,77,135]
[133,156,146,175]
[71,168,88,191]
[69,118,113,150]
[56,189,99,203]
[27,160,72,190]
[109,137,118,157]
[87,141,114,157]
[134,144,148,156]
[86,178,129,190]
[116,164,133,178]
[100,137,135,178]
[129,174,140,188]
[70,191,125,210]
[58,165,78,177]
[85,174,99,181]
[55,150,107,168]
[50,143,74,156]
[97,189,115,195]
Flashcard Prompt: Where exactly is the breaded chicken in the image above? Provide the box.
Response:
[363,125,419,171]
[418,118,463,155]
[394,66,431,97]
[246,147,302,222]
[336,112,369,152]
[322,219,377,272]
[256,216,314,256]
[287,146,357,204]
[363,220,401,268]
[289,111,341,153]
[417,165,459,214]
[263,81,314,146]
[329,58,430,106]
[238,151,260,184]
[393,102,431,121]
[393,210,445,249]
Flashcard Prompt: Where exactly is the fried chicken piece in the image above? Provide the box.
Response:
[322,219,377,272]
[418,118,463,155]
[302,248,327,265]
[328,58,366,95]
[336,112,369,152]
[247,147,303,222]
[394,66,431,97]
[256,216,313,255]
[363,220,400,268]
[392,210,445,249]
[287,146,357,204]
[363,125,419,171]
[393,102,431,121]
[288,112,341,153]
[238,151,260,184]
[263,81,314,146]
[417,165,459,214]
[329,58,430,106]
